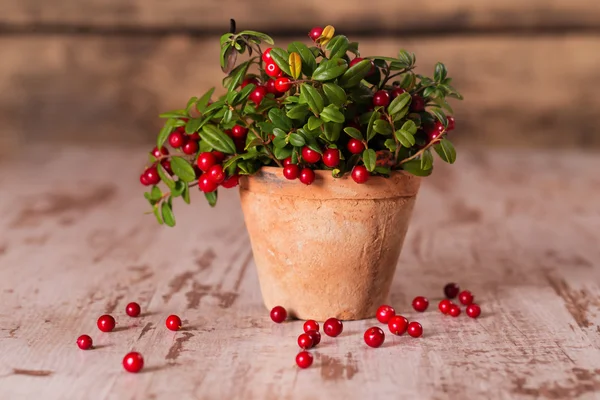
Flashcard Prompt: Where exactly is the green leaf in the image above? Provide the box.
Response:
[344,126,363,140]
[387,92,411,116]
[325,35,349,59]
[203,100,226,115]
[312,58,348,81]
[149,186,162,201]
[373,119,392,135]
[320,105,345,124]
[338,59,372,88]
[384,138,397,151]
[394,120,417,147]
[347,41,360,56]
[434,62,447,82]
[421,149,434,170]
[158,164,176,190]
[308,116,323,131]
[288,133,306,147]
[182,182,190,204]
[238,30,274,45]
[159,110,187,119]
[172,180,186,197]
[273,135,287,149]
[366,111,380,141]
[400,120,418,135]
[362,149,377,172]
[287,41,317,76]
[323,83,347,107]
[399,73,416,90]
[153,206,164,225]
[220,44,237,73]
[236,83,255,105]
[268,108,293,131]
[205,191,218,207]
[220,33,233,47]
[402,159,433,176]
[157,118,176,148]
[429,108,448,127]
[268,48,292,76]
[374,166,391,176]
[196,88,215,113]
[185,118,202,134]
[398,50,416,67]
[201,124,237,154]
[434,138,457,164]
[274,146,293,160]
[170,157,196,182]
[322,122,342,142]
[161,201,176,227]
[224,61,251,91]
[300,84,325,114]
[286,104,309,120]
[256,121,274,134]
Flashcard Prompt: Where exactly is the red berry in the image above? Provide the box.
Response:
[444,283,460,299]
[306,330,321,346]
[97,315,116,332]
[161,159,173,175]
[412,296,429,312]
[448,304,461,317]
[231,125,248,139]
[262,48,273,63]
[303,320,319,333]
[323,318,343,337]
[410,94,425,112]
[241,77,259,88]
[212,151,225,163]
[390,87,407,98]
[301,147,321,164]
[438,299,452,314]
[458,290,474,306]
[235,138,246,153]
[275,77,292,92]
[144,167,160,185]
[283,157,293,166]
[299,168,315,185]
[265,79,281,96]
[283,164,299,180]
[151,146,169,158]
[122,352,144,373]
[364,327,385,348]
[297,333,314,350]
[426,121,445,141]
[208,165,225,184]
[140,173,150,186]
[322,148,340,168]
[347,138,365,154]
[466,303,481,319]
[221,174,240,188]
[126,302,141,317]
[349,57,375,75]
[351,165,369,184]
[188,132,200,141]
[198,175,218,193]
[388,315,408,335]
[249,86,267,105]
[373,90,391,107]
[166,315,182,331]
[376,305,396,324]
[296,351,313,369]
[265,62,281,78]
[407,321,423,338]
[308,26,324,41]
[270,306,287,323]
[182,140,198,155]
[197,152,217,172]
[447,116,455,131]
[77,334,93,350]
[168,131,185,148]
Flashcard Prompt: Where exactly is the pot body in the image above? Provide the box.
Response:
[239,167,421,321]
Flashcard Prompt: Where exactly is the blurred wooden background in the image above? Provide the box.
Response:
[1,0,599,150]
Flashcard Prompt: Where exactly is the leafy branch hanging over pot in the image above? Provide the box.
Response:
[140,23,463,227]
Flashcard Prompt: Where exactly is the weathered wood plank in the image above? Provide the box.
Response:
[1,0,599,32]
[0,146,599,399]
[1,35,599,149]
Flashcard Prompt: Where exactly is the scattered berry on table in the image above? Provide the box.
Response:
[125,302,141,317]
[306,330,321,346]
[297,333,314,349]
[388,315,409,335]
[165,315,182,331]
[303,320,319,333]
[270,306,287,323]
[364,327,385,348]
[412,296,429,312]
[296,351,314,368]
[97,315,116,332]
[444,283,460,299]
[122,352,144,373]
[438,299,452,314]
[458,290,474,306]
[448,304,461,317]
[323,318,343,337]
[376,305,396,324]
[77,335,93,350]
[466,304,481,319]
[407,321,423,338]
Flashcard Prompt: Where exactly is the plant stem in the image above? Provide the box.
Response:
[398,132,446,165]
[230,107,283,167]
[381,67,416,87]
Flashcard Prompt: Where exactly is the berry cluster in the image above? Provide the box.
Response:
[440,283,481,318]
[76,302,184,373]
[142,23,463,225]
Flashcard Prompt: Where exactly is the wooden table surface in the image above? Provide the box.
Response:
[0,146,599,400]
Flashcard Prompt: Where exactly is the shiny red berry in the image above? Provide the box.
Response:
[283,157,293,166]
[241,77,259,88]
[444,283,460,299]
[466,303,481,318]
[412,296,429,312]
[349,57,375,75]
[151,146,168,159]
[283,164,299,180]
[373,90,391,107]
[352,165,369,184]
[388,315,408,335]
[231,125,248,139]
[306,330,321,346]
[77,334,93,350]
[448,304,461,317]
[265,79,280,96]
[303,320,319,333]
[275,77,292,92]
[301,147,321,164]
[390,87,407,98]
[410,94,425,112]
[438,299,452,314]
[166,315,182,331]
[323,318,343,337]
[249,86,267,105]
[234,138,245,153]
[322,148,340,168]
[297,333,314,350]
[122,352,144,373]
[364,327,385,348]
[262,48,273,63]
[97,315,116,332]
[376,305,396,324]
[144,167,160,185]
[458,290,474,306]
[270,306,287,323]
[308,26,324,41]
[126,302,141,317]
[197,152,217,172]
[198,175,218,193]
[407,321,423,338]
[140,173,150,186]
[188,132,200,141]
[426,121,445,141]
[447,116,455,131]
[182,140,198,155]
[347,138,365,154]
[212,151,225,163]
[221,174,240,188]
[299,168,315,185]
[161,159,173,175]
[168,131,185,148]
[265,62,281,78]
[208,165,225,184]
[296,351,313,368]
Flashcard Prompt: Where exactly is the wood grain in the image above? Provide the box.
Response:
[1,34,600,149]
[0,145,599,399]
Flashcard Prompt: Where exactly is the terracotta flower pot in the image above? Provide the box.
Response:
[239,167,421,321]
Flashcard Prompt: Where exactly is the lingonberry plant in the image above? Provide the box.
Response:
[141,21,463,226]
